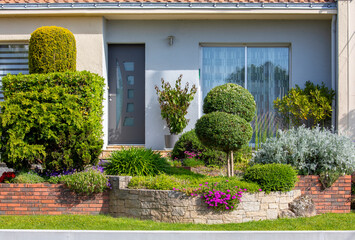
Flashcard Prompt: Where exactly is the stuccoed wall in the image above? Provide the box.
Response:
[106,19,331,149]
[108,176,301,224]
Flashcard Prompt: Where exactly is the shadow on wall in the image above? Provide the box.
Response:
[338,109,355,140]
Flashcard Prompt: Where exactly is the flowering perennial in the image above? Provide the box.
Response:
[173,180,262,211]
[0,172,15,183]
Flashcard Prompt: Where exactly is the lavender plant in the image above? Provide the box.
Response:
[252,126,355,188]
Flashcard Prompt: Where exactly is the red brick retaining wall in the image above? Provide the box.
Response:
[294,175,351,214]
[0,183,109,215]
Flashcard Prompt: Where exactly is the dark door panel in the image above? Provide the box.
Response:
[108,44,145,144]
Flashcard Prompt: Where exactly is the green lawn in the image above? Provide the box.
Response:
[0,212,354,231]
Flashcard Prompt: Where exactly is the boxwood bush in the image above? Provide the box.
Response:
[29,26,76,74]
[244,164,298,193]
[195,112,253,153]
[0,71,104,172]
[203,83,256,122]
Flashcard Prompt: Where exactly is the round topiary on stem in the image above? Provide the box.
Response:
[203,83,256,122]
[195,83,256,177]
[29,26,76,74]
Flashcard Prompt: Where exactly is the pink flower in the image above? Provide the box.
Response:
[259,189,262,191]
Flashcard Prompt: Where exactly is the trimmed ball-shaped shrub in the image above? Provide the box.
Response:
[244,164,298,193]
[195,112,253,152]
[171,129,227,166]
[29,26,76,74]
[105,148,169,176]
[203,83,256,122]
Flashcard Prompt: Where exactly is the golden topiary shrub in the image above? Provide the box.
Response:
[29,26,76,74]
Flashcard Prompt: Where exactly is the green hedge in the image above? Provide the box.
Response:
[0,71,104,171]
[244,164,298,193]
[29,26,76,74]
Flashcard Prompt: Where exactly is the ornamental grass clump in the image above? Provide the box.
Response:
[105,148,169,176]
[252,126,355,188]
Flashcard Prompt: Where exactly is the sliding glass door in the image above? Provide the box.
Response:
[201,46,289,142]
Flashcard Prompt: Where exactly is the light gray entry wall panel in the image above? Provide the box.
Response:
[106,20,331,149]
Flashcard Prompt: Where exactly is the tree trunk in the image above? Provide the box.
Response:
[227,151,231,177]
[230,151,234,177]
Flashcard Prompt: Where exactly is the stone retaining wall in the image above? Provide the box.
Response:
[0,183,109,215]
[294,175,351,213]
[109,176,301,224]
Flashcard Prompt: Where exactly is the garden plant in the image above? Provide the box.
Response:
[155,75,197,135]
[274,81,335,128]
[195,83,256,177]
[252,126,355,188]
[29,26,76,74]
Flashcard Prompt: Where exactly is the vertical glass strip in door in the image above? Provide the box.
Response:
[247,47,289,141]
[0,44,29,101]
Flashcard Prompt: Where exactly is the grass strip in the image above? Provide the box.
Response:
[0,212,354,231]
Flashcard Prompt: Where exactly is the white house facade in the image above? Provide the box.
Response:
[0,0,353,149]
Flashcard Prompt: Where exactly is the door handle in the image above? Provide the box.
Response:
[109,93,116,102]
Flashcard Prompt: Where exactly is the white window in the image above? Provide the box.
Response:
[0,44,29,100]
[201,46,290,139]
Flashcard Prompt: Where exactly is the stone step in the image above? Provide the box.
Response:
[99,146,171,159]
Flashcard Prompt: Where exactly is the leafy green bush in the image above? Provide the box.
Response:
[61,169,109,195]
[105,148,169,176]
[129,174,189,190]
[274,81,335,128]
[11,171,45,184]
[155,75,197,134]
[29,26,76,74]
[195,112,253,153]
[203,83,256,122]
[0,71,104,172]
[171,129,226,166]
[244,164,298,193]
[196,83,255,177]
[252,126,355,188]
[182,158,205,167]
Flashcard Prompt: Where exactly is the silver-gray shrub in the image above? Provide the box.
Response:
[251,126,355,175]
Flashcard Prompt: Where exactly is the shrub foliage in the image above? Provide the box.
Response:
[155,75,197,134]
[29,26,76,74]
[203,83,256,122]
[0,71,104,172]
[196,83,255,177]
[195,112,253,153]
[244,164,298,193]
[274,81,335,128]
[61,169,109,195]
[105,148,169,176]
[171,129,226,166]
[252,126,355,188]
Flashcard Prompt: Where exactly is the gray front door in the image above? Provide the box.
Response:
[108,44,145,144]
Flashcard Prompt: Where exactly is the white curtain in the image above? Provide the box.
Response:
[202,47,289,142]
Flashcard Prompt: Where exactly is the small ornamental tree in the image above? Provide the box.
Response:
[273,81,335,128]
[155,75,197,134]
[195,84,256,177]
[29,26,76,74]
